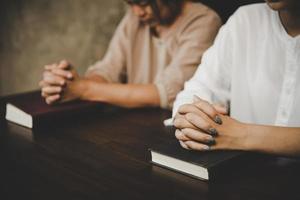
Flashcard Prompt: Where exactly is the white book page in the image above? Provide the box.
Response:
[151,151,209,180]
[5,103,33,128]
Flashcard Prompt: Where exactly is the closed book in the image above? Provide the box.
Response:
[149,141,250,181]
[3,90,103,129]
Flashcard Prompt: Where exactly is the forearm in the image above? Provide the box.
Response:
[84,73,109,83]
[244,124,300,157]
[77,78,160,108]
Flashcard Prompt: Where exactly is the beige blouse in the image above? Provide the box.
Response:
[86,2,222,109]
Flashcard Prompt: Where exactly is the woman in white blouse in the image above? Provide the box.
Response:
[173,0,300,157]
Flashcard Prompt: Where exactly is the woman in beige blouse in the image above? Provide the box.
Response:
[39,0,221,109]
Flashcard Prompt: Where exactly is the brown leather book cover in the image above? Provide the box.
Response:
[2,90,104,129]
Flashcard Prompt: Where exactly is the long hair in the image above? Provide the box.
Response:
[124,0,185,25]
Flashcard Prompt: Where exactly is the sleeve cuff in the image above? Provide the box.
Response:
[155,83,169,109]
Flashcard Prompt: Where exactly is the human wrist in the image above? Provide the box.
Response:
[71,78,88,100]
[216,117,249,151]
[78,78,107,102]
[229,121,250,151]
[240,123,253,151]
[241,123,266,152]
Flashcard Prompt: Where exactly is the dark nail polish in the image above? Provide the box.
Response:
[207,137,216,145]
[214,115,222,125]
[208,128,218,136]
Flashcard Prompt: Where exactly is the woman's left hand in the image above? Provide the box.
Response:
[173,98,248,151]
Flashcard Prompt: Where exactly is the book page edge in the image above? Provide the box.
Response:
[5,103,33,128]
[151,150,209,180]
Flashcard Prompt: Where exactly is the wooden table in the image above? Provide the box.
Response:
[1,106,300,200]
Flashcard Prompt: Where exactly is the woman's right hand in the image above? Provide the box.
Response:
[39,60,75,104]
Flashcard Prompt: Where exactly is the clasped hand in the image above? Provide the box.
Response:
[174,97,247,151]
[39,60,80,104]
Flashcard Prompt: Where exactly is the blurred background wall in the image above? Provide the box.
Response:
[0,0,264,96]
[0,0,125,96]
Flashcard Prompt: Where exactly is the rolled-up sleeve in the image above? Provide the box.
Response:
[85,11,131,83]
[154,11,222,109]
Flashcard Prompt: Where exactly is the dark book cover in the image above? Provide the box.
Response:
[0,95,5,124]
[149,141,254,181]
[2,90,104,129]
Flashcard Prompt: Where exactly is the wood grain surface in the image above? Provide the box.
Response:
[1,106,300,200]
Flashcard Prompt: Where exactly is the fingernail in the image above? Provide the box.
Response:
[67,73,72,79]
[208,128,218,136]
[214,115,222,125]
[203,145,210,150]
[207,136,216,145]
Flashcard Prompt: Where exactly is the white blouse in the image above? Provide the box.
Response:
[173,3,300,127]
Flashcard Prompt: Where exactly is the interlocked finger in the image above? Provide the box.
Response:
[51,68,73,79]
[42,86,62,95]
[43,71,66,86]
[193,96,222,124]
[212,103,228,115]
[184,140,210,151]
[173,114,198,130]
[45,94,60,105]
[57,60,71,70]
[185,112,214,133]
[179,140,190,150]
[175,129,190,141]
[181,128,215,145]
[44,63,58,71]
[178,104,213,124]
